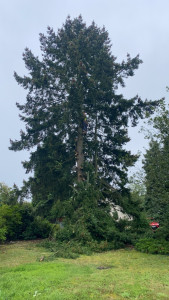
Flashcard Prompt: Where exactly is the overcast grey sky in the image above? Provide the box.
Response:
[1,0,169,187]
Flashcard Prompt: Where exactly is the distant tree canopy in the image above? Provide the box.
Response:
[128,170,146,209]
[10,16,159,218]
[0,182,19,206]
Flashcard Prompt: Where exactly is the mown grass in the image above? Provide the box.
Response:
[0,240,169,299]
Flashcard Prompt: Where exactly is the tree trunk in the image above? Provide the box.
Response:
[76,126,84,182]
[94,113,98,178]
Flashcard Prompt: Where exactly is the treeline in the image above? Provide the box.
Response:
[129,102,169,254]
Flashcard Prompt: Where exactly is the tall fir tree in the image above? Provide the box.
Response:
[143,102,169,222]
[10,16,159,217]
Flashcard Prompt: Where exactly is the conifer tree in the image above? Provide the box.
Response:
[143,102,169,222]
[10,16,159,215]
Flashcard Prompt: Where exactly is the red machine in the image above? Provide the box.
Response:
[150,221,159,230]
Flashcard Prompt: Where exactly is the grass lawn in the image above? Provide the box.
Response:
[0,240,169,299]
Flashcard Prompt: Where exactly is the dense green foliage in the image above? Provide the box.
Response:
[10,16,158,214]
[0,184,52,242]
[0,182,19,206]
[135,101,169,251]
[143,102,169,224]
[0,203,52,242]
[0,204,22,241]
[7,16,162,249]
[128,170,146,209]
[136,238,169,255]
[46,179,150,252]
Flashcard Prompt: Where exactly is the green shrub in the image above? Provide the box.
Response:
[0,227,7,242]
[44,181,150,257]
[152,224,169,241]
[53,224,75,242]
[135,238,169,255]
[0,202,53,241]
[22,216,52,240]
[19,203,34,234]
[0,204,22,240]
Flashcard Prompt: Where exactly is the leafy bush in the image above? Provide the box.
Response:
[19,202,34,233]
[0,227,7,242]
[152,220,169,242]
[22,216,52,240]
[135,238,169,255]
[0,202,52,242]
[0,204,22,240]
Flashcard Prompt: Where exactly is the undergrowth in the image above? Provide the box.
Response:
[38,239,122,260]
[135,238,169,255]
